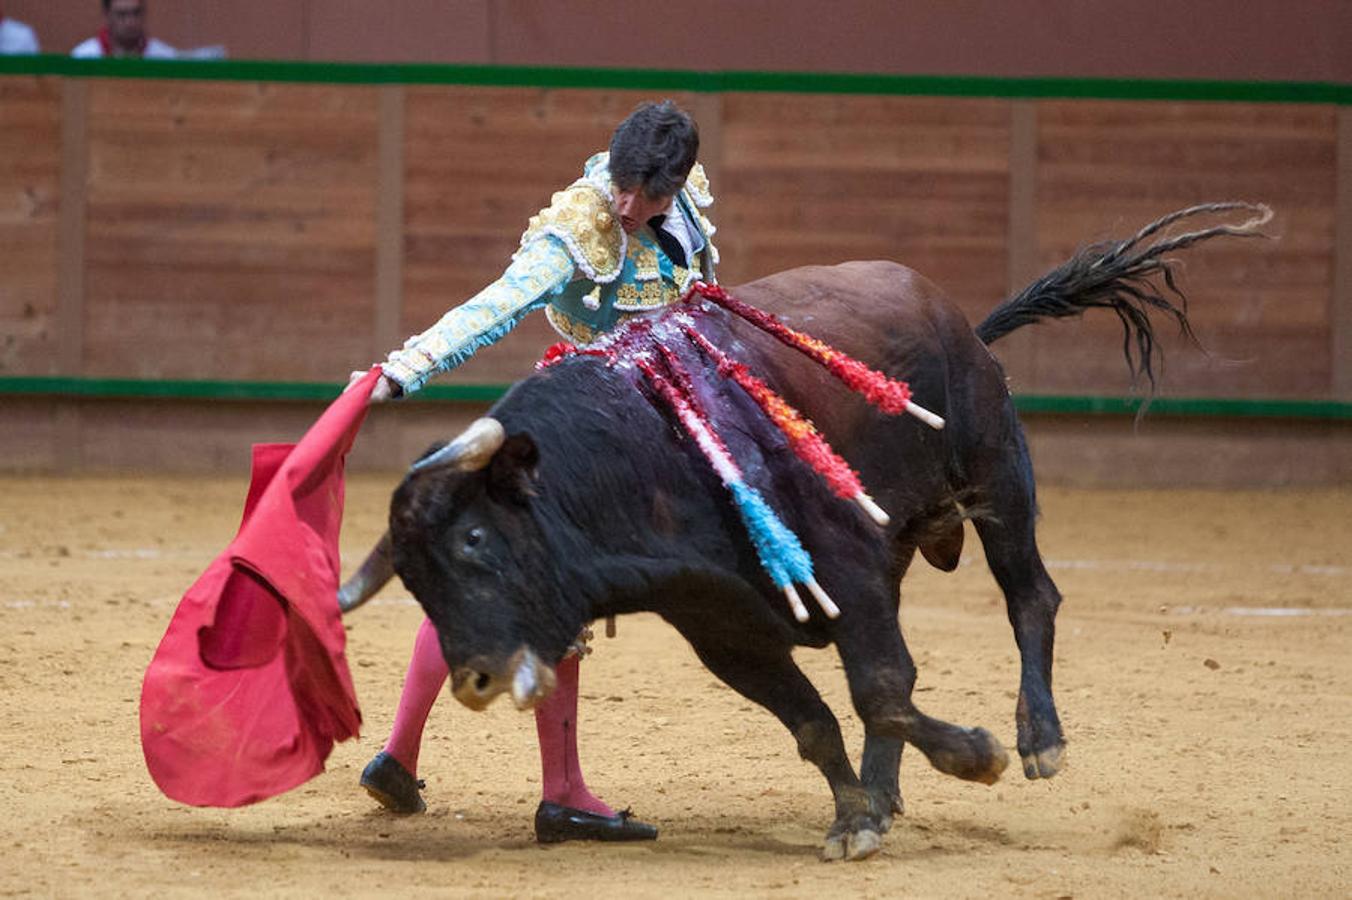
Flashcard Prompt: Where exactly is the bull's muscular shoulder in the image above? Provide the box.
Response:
[519,182,624,283]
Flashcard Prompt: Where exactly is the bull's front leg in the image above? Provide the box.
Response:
[680,629,889,862]
[860,735,904,829]
[836,608,1009,789]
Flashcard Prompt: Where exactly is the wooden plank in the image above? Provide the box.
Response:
[56,78,87,376]
[691,92,724,205]
[1023,416,1352,488]
[55,79,89,472]
[375,85,405,362]
[1335,108,1352,400]
[81,79,381,381]
[1006,102,1040,294]
[73,399,333,471]
[999,100,1039,388]
[718,93,1011,326]
[0,76,63,379]
[0,399,61,470]
[1033,100,1338,398]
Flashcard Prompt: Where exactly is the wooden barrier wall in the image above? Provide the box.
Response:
[1,72,1349,483]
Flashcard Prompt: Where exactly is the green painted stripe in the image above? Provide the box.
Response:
[1013,394,1352,420]
[1,54,1348,104]
[421,383,510,403]
[3,376,1351,420]
[0,376,500,403]
[0,376,345,401]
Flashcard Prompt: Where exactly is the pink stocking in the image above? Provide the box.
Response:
[535,654,614,816]
[381,617,447,775]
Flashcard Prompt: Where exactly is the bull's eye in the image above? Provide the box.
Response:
[463,526,484,550]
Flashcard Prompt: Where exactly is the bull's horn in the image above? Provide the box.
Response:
[411,417,506,473]
[509,647,557,710]
[337,531,394,614]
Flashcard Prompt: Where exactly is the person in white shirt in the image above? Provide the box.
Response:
[0,5,40,54]
[71,0,176,59]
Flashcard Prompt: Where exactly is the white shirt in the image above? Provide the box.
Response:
[71,36,178,59]
[655,197,698,266]
[0,18,39,54]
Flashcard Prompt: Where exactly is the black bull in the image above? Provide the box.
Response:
[341,203,1268,860]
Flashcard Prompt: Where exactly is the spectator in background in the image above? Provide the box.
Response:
[0,4,40,54]
[72,0,177,59]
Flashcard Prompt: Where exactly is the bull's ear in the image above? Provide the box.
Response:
[488,432,540,503]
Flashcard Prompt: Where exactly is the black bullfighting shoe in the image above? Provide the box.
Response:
[360,751,426,814]
[534,801,658,843]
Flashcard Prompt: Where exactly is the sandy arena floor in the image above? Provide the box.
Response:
[2,474,1349,898]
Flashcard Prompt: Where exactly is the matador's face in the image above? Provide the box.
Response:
[610,182,675,235]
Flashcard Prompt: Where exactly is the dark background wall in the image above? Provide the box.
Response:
[7,0,1352,83]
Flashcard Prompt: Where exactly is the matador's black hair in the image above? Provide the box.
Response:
[608,100,699,198]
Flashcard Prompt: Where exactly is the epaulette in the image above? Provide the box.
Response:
[518,182,626,284]
[683,162,714,209]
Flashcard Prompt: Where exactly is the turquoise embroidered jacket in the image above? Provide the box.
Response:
[382,152,718,394]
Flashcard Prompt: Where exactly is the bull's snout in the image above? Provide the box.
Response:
[450,647,557,712]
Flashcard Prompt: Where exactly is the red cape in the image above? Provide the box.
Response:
[140,369,379,807]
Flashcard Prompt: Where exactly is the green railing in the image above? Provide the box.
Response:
[1,55,1349,104]
[3,376,1349,420]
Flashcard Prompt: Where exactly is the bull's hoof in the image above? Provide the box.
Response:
[1015,701,1065,779]
[925,727,1009,785]
[822,802,886,863]
[822,825,883,862]
[871,791,903,834]
[1020,742,1066,780]
[360,751,426,814]
[972,728,1011,785]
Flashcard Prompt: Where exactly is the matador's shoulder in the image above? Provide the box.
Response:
[683,162,714,209]
[518,180,625,284]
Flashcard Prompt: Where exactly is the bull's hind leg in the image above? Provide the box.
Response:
[680,630,887,862]
[971,440,1066,779]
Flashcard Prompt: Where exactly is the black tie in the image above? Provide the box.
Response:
[647,214,688,267]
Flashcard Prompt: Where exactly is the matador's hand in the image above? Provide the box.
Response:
[346,370,399,404]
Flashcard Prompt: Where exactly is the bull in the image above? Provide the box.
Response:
[342,203,1269,860]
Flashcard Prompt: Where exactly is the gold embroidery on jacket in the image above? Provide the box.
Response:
[613,259,699,311]
[545,306,642,345]
[684,162,714,208]
[519,184,624,281]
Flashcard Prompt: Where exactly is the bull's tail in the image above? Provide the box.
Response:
[975,201,1272,389]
